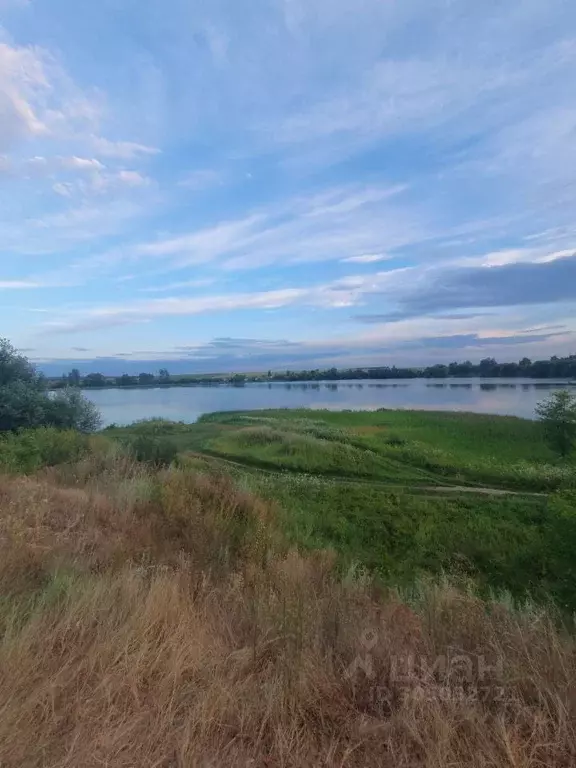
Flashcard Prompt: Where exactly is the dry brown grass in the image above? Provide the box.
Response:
[0,456,575,767]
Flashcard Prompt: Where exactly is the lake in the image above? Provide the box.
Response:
[83,378,575,426]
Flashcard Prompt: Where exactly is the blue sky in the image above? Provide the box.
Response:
[1,0,575,374]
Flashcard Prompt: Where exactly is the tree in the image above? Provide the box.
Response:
[424,364,449,379]
[48,389,102,433]
[158,368,170,383]
[0,338,41,388]
[67,368,81,387]
[116,374,138,387]
[535,390,576,458]
[479,357,498,377]
[0,338,101,433]
[84,372,106,388]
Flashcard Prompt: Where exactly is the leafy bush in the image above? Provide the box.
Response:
[0,428,90,473]
[0,339,102,434]
[48,389,102,433]
[128,434,179,467]
[536,390,576,458]
[0,381,49,432]
[0,339,41,388]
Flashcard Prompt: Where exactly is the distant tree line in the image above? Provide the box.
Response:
[270,355,576,382]
[48,353,576,390]
[51,368,227,389]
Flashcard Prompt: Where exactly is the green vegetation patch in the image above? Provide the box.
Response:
[239,470,574,606]
[104,407,576,608]
[0,427,92,474]
[196,408,574,491]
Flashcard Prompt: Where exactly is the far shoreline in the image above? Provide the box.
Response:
[50,376,576,392]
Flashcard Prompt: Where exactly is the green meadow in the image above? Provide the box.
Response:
[106,408,576,609]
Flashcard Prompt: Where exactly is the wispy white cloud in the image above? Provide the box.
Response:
[40,267,411,333]
[0,279,42,289]
[60,156,105,172]
[140,278,216,293]
[43,287,309,333]
[342,253,389,264]
[0,197,155,256]
[49,169,152,200]
[0,33,113,157]
[451,247,576,269]
[89,136,160,160]
[114,170,150,187]
[0,41,50,149]
[40,245,576,339]
[111,183,426,272]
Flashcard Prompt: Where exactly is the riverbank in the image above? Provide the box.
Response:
[1,412,575,765]
[106,408,576,608]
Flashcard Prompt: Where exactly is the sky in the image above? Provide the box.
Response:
[1,0,576,375]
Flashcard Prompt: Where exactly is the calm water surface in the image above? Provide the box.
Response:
[84,378,575,427]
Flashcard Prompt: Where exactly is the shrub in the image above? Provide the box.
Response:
[0,338,40,388]
[128,434,179,467]
[46,388,102,433]
[0,428,90,474]
[0,339,102,434]
[536,390,576,458]
[0,381,49,432]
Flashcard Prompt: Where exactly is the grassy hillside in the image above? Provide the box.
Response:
[105,409,576,609]
[108,408,568,488]
[0,425,575,766]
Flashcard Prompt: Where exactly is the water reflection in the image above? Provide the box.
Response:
[367,383,409,388]
[85,377,575,426]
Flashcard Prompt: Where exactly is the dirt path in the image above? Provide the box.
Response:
[422,485,545,497]
[185,450,546,498]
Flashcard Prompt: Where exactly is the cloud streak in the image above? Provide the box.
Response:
[102,184,426,273]
[355,253,576,324]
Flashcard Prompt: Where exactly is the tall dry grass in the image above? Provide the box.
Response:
[0,453,575,767]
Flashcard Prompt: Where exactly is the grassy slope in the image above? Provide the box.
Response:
[110,408,564,487]
[106,409,576,609]
[1,433,576,766]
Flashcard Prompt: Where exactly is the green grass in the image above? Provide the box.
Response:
[104,409,576,609]
[195,409,569,489]
[107,409,576,492]
[239,471,575,605]
[0,427,91,474]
